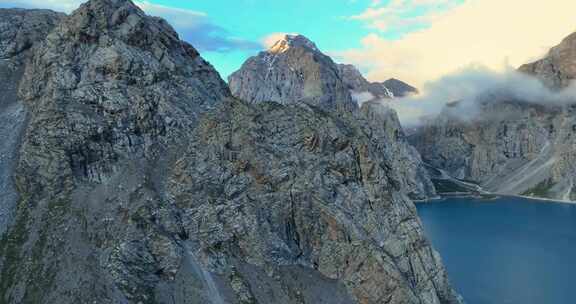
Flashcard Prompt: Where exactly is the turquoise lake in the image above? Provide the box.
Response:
[417,196,576,304]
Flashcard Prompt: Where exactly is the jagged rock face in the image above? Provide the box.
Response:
[230,39,434,200]
[169,99,460,304]
[383,78,419,98]
[519,32,576,89]
[0,9,64,235]
[0,1,459,303]
[228,35,357,112]
[0,9,65,60]
[361,101,436,200]
[0,0,230,302]
[337,64,418,102]
[411,100,576,200]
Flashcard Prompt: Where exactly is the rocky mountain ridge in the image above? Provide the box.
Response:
[228,34,357,112]
[337,64,418,103]
[383,78,419,97]
[229,34,435,201]
[228,34,418,109]
[0,1,460,304]
[519,32,576,90]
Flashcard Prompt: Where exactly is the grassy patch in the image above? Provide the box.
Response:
[521,179,555,198]
[432,179,474,193]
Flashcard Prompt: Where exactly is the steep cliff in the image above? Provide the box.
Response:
[1,0,231,302]
[0,8,64,236]
[361,101,437,200]
[337,64,394,102]
[336,64,418,103]
[0,1,459,303]
[230,36,436,200]
[411,100,576,200]
[412,59,576,200]
[168,99,459,304]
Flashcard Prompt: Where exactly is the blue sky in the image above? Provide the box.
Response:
[0,0,462,80]
[145,0,398,78]
[1,0,573,88]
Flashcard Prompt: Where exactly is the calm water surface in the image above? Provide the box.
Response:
[417,196,576,304]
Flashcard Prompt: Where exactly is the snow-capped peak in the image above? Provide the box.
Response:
[268,34,319,54]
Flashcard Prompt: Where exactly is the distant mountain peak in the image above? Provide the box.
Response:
[268,34,319,54]
[229,35,357,111]
[382,78,419,97]
[337,64,419,101]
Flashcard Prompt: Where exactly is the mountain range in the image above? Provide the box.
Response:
[0,1,461,303]
[3,0,575,303]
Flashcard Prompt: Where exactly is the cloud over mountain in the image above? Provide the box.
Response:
[338,0,576,87]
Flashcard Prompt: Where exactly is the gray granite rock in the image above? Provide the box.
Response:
[0,8,64,237]
[169,99,460,304]
[0,0,230,302]
[0,1,459,303]
[382,78,419,98]
[519,32,576,90]
[230,37,435,200]
[361,101,437,200]
[228,35,357,112]
[337,64,393,102]
[337,65,418,102]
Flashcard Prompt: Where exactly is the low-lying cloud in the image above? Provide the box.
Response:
[387,65,576,127]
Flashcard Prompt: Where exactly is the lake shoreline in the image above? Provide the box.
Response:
[415,192,576,205]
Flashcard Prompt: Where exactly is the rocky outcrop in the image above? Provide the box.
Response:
[169,99,459,304]
[361,101,437,200]
[0,1,459,303]
[383,78,419,98]
[0,0,230,302]
[519,32,576,89]
[230,37,435,200]
[337,65,418,103]
[0,8,64,236]
[228,35,357,112]
[337,64,394,102]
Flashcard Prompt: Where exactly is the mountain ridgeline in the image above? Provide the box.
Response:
[228,34,418,106]
[228,34,434,201]
[411,32,576,201]
[0,1,461,304]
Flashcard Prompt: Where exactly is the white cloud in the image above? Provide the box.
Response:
[134,1,206,28]
[337,0,576,88]
[387,65,576,126]
[348,0,461,32]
